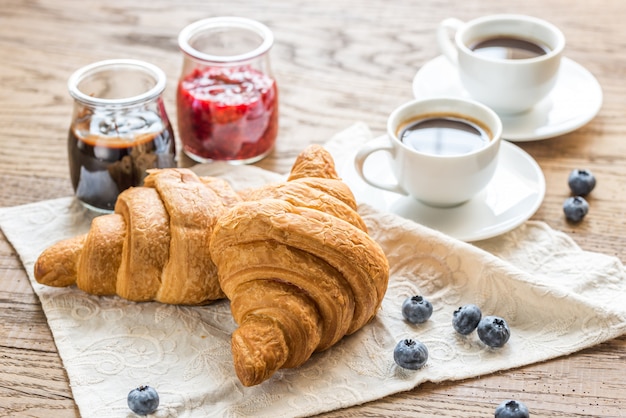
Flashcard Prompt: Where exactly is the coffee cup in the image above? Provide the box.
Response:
[354,97,502,207]
[437,14,565,114]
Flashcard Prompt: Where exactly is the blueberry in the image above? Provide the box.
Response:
[495,399,530,418]
[568,169,596,196]
[402,295,433,324]
[477,316,511,348]
[563,196,589,222]
[393,338,428,370]
[127,385,159,415]
[452,304,482,335]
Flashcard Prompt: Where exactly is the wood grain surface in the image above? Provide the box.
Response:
[1,0,625,416]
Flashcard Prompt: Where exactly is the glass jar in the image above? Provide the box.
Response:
[177,17,279,164]
[67,59,177,213]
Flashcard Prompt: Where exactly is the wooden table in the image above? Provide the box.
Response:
[1,0,625,416]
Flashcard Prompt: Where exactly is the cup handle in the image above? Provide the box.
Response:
[354,137,407,195]
[437,17,464,65]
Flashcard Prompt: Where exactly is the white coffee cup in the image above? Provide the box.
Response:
[354,97,502,207]
[437,14,565,114]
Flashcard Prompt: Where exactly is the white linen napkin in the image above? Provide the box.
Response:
[1,123,625,418]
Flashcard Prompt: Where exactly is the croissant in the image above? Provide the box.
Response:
[210,144,390,386]
[34,145,390,387]
[34,168,240,304]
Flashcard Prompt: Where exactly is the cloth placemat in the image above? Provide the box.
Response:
[1,123,625,417]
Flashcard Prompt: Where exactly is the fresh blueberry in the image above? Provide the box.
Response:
[393,338,428,370]
[127,385,159,415]
[477,316,511,348]
[563,196,589,222]
[402,295,433,324]
[495,399,530,418]
[568,169,596,196]
[452,304,482,335]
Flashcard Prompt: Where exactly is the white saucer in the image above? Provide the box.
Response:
[340,139,545,242]
[412,56,603,141]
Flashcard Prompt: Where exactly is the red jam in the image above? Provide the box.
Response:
[176,66,278,162]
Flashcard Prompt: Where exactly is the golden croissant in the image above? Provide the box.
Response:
[34,168,240,304]
[211,145,389,386]
[34,144,390,386]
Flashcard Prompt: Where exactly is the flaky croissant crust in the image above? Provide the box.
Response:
[34,168,240,304]
[34,144,390,387]
[210,144,389,386]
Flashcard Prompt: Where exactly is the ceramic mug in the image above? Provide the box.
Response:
[354,97,502,207]
[437,14,565,114]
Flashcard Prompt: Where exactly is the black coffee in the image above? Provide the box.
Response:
[398,115,491,156]
[469,36,550,60]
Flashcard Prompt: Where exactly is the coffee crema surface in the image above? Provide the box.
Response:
[468,36,550,60]
[398,114,492,156]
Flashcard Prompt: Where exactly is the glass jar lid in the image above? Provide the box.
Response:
[67,59,167,108]
[178,17,274,65]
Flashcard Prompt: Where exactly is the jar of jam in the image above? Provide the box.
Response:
[67,59,177,212]
[177,17,279,164]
